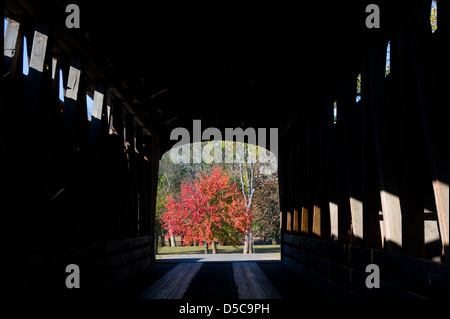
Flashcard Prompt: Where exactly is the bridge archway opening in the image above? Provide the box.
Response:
[155,141,281,262]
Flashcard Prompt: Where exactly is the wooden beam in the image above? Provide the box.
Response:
[29,28,47,73]
[3,18,20,59]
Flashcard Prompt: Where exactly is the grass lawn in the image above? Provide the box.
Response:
[156,244,280,256]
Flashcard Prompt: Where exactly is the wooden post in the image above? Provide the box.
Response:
[0,0,3,74]
[111,101,126,240]
[322,96,339,241]
[311,106,322,238]
[286,211,292,232]
[312,205,321,237]
[365,31,403,252]
[329,202,339,241]
[149,133,160,263]
[124,114,136,239]
[294,124,301,235]
[407,3,449,262]
[0,6,4,255]
[287,134,293,234]
[0,1,4,255]
[18,20,51,253]
[301,207,308,235]
[293,209,299,233]
[340,72,365,246]
[301,122,311,236]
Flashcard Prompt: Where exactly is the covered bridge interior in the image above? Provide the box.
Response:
[1,0,448,299]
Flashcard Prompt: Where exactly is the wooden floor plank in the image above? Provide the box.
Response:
[233,262,252,299]
[168,263,203,299]
[139,261,281,300]
[152,263,194,299]
[240,262,266,299]
[233,262,282,299]
[248,262,281,299]
[137,263,191,299]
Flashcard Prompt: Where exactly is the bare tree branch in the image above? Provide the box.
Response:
[239,162,247,204]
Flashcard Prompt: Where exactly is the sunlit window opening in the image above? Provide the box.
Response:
[430,0,438,33]
[333,101,337,124]
[59,69,64,102]
[385,41,391,77]
[356,74,361,103]
[22,36,29,75]
[86,94,94,121]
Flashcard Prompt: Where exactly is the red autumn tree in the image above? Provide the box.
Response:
[162,167,250,254]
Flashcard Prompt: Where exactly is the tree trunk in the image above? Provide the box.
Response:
[170,233,176,247]
[244,228,254,254]
[243,234,249,254]
[249,231,254,254]
[239,162,255,254]
[204,241,209,254]
[212,241,217,254]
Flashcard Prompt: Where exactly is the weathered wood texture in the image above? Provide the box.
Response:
[138,263,203,299]
[1,4,158,298]
[0,235,153,297]
[284,234,449,298]
[278,3,448,300]
[233,262,281,299]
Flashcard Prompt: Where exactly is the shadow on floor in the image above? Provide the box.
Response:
[100,260,329,300]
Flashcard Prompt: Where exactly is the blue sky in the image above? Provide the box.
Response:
[86,95,94,120]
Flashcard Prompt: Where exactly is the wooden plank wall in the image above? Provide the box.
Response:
[279,0,448,298]
[0,5,158,297]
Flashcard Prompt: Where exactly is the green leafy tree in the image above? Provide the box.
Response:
[252,173,280,243]
[431,1,437,33]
